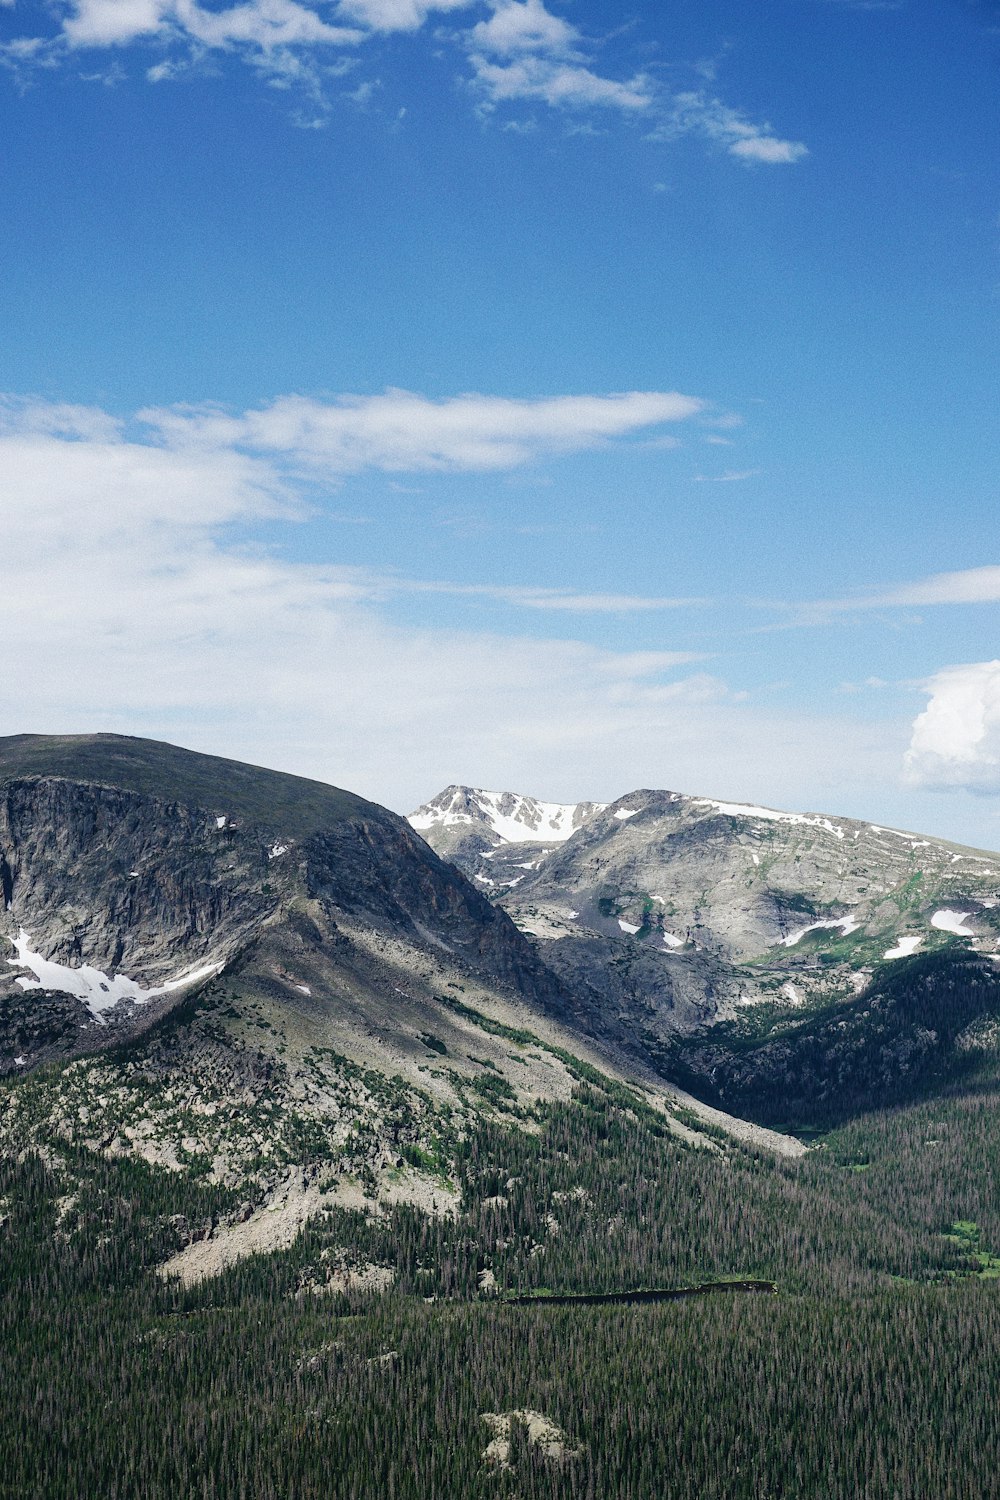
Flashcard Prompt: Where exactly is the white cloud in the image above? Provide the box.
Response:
[392,580,710,612]
[662,90,808,166]
[875,565,1000,607]
[337,0,471,31]
[0,398,296,547]
[728,136,807,165]
[468,0,574,55]
[467,0,651,114]
[2,0,806,166]
[469,54,652,112]
[692,467,761,483]
[61,0,362,50]
[0,391,901,817]
[799,564,1000,622]
[904,661,1000,793]
[139,387,705,473]
[62,0,170,47]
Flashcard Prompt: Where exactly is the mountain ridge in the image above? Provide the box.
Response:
[3,734,809,1251]
[410,781,1000,1084]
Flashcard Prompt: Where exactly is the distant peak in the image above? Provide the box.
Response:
[409,786,606,845]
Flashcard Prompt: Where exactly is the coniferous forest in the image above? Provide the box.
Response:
[5,1058,1000,1498]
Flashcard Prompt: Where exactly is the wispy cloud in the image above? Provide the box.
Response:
[692,467,761,483]
[869,565,1000,608]
[130,386,705,474]
[1,0,807,165]
[390,579,712,613]
[2,386,874,813]
[791,564,1000,623]
[0,386,704,544]
[656,89,808,165]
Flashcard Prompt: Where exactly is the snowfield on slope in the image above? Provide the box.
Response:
[7,929,221,1022]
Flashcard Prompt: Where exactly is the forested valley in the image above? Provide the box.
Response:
[5,1058,1000,1498]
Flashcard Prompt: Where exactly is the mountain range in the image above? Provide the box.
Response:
[410,781,1000,1120]
[7,736,1000,1496]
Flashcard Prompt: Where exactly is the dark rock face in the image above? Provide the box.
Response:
[0,776,278,976]
[665,951,1000,1128]
[0,736,579,1074]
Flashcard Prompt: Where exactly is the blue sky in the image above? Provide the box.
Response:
[1,0,999,845]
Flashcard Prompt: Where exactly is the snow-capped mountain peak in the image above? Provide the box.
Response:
[408,786,605,845]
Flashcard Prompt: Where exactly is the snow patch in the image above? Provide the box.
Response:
[883,935,922,960]
[783,916,860,948]
[931,909,975,937]
[618,919,641,935]
[269,843,288,860]
[662,932,683,948]
[693,798,845,839]
[614,807,639,820]
[215,816,227,829]
[7,929,221,1022]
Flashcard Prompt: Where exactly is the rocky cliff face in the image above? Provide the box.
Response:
[0,736,578,1075]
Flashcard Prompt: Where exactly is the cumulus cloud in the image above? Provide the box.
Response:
[60,0,362,51]
[904,661,1000,793]
[336,0,472,30]
[467,0,652,114]
[468,0,573,54]
[469,54,651,112]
